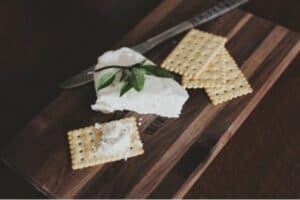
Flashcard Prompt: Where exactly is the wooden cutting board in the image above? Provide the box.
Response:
[1,0,299,198]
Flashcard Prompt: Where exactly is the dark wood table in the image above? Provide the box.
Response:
[0,0,299,198]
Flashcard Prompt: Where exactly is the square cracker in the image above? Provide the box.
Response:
[161,29,227,78]
[205,48,253,105]
[182,49,225,88]
[67,117,144,170]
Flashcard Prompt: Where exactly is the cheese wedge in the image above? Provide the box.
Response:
[91,47,189,118]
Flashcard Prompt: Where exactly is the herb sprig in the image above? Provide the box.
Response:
[95,60,174,96]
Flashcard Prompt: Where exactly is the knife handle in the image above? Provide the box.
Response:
[132,0,248,54]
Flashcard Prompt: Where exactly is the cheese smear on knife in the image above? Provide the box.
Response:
[91,47,189,118]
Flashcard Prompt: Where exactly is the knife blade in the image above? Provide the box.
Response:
[60,0,248,89]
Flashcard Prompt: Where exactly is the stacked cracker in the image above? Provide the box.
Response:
[161,29,252,105]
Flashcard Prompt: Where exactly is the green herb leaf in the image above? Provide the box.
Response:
[120,69,127,81]
[97,72,116,90]
[120,81,132,96]
[154,68,174,78]
[140,64,156,74]
[141,65,174,78]
[95,60,175,95]
[127,71,134,85]
[132,68,146,91]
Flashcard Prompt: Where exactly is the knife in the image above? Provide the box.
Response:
[60,0,248,89]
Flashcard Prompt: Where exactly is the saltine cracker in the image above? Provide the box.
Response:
[182,49,225,88]
[205,48,253,105]
[161,29,227,78]
[67,117,144,170]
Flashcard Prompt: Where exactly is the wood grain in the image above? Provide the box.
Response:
[148,24,287,198]
[126,13,257,199]
[1,0,299,198]
[175,31,300,199]
[185,41,300,199]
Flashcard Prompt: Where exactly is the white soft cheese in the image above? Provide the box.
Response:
[91,47,189,118]
[95,120,136,160]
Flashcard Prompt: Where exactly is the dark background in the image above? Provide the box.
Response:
[0,0,299,198]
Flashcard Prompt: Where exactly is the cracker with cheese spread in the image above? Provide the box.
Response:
[67,117,143,170]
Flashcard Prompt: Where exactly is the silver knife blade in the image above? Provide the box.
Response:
[60,0,248,89]
[60,65,95,89]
